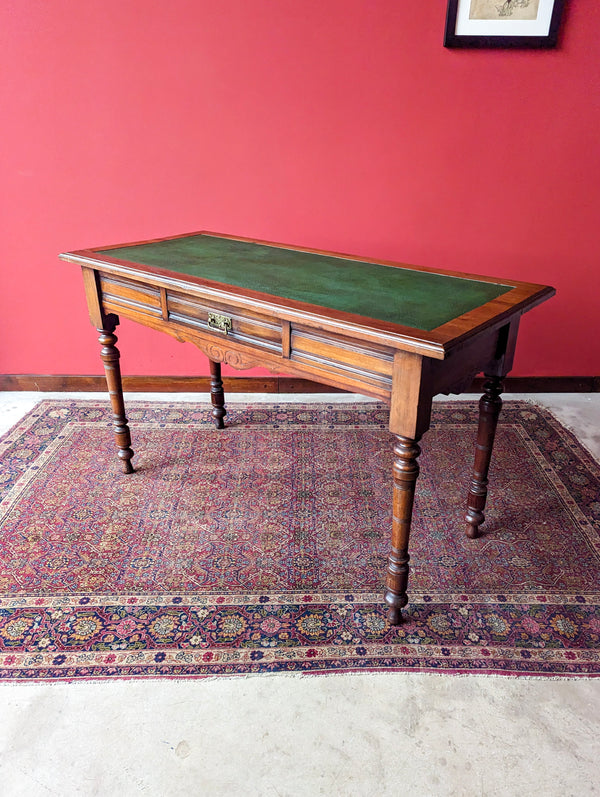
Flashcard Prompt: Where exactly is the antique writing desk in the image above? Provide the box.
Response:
[60,232,555,624]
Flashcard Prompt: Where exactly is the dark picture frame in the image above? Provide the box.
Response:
[444,0,565,48]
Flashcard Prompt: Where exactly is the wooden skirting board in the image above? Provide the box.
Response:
[1,375,598,393]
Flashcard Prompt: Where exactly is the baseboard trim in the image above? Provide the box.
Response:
[1,374,598,393]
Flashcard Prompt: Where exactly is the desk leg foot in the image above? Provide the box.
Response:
[209,359,227,429]
[98,324,135,474]
[385,435,421,626]
[386,605,405,626]
[465,376,503,538]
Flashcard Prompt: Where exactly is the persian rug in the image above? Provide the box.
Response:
[0,399,599,681]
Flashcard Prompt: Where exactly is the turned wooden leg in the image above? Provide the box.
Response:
[98,324,135,474]
[385,435,422,625]
[465,375,503,539]
[209,359,227,429]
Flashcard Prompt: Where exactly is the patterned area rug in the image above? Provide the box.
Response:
[0,400,599,680]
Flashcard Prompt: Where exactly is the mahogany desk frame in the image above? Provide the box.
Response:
[60,232,555,624]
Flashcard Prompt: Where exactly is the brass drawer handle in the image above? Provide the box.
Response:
[207,312,232,335]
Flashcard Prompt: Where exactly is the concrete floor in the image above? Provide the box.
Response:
[0,392,598,797]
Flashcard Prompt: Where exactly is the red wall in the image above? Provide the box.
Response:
[2,1,598,379]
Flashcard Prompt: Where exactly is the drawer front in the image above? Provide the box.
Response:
[290,325,394,392]
[166,289,282,354]
[99,274,162,318]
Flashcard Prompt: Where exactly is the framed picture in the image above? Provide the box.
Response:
[444,0,565,48]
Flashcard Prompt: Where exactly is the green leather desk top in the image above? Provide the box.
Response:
[99,234,510,332]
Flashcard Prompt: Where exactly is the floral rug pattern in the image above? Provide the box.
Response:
[0,400,598,680]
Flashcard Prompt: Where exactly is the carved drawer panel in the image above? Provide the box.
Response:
[166,290,282,353]
[99,275,162,318]
[290,325,394,391]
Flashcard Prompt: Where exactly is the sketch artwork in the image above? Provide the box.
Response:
[469,0,541,20]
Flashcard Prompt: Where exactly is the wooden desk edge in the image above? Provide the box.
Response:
[60,241,555,361]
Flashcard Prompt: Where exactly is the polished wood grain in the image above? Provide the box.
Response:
[465,376,504,539]
[97,318,135,475]
[209,359,227,429]
[386,435,422,625]
[60,231,556,624]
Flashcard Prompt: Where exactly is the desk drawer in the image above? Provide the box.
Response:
[99,275,162,318]
[290,325,394,391]
[166,290,282,353]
